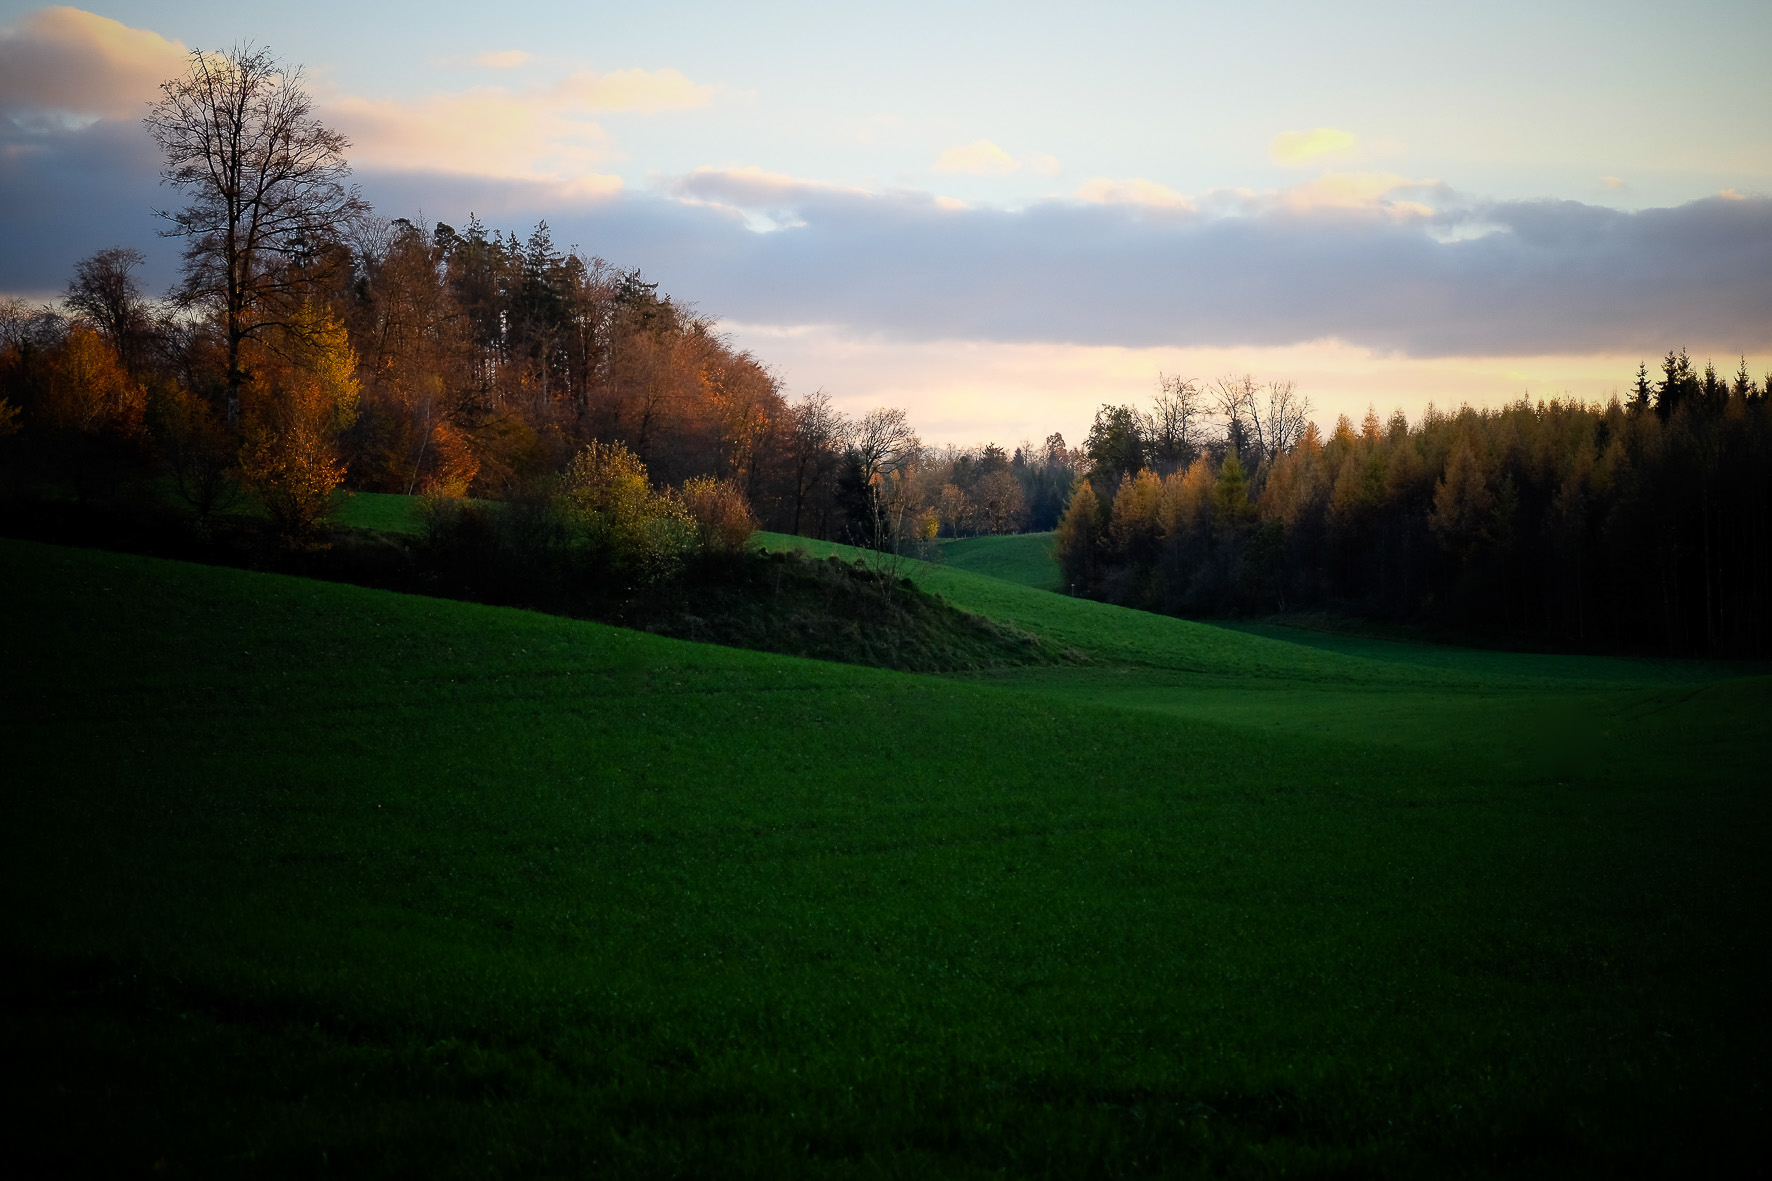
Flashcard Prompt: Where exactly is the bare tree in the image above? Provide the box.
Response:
[1149,373,1203,471]
[146,44,366,425]
[1251,379,1313,458]
[65,247,150,373]
[1209,374,1263,461]
[848,406,920,482]
[785,390,847,535]
[975,469,1027,534]
[1207,373,1312,464]
[846,407,923,567]
[0,297,67,353]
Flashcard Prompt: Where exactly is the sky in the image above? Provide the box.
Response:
[2,1,1769,445]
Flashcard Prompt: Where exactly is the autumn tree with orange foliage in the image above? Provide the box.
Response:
[681,475,758,554]
[237,305,359,541]
[33,326,148,502]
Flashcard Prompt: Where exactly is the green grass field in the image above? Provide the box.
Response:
[332,489,431,534]
[935,532,1062,591]
[4,531,1768,1175]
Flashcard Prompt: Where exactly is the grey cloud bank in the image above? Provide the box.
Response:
[297,170,1772,358]
[5,115,1768,359]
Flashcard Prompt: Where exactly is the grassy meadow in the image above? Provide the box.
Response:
[2,524,1767,1175]
[935,532,1063,592]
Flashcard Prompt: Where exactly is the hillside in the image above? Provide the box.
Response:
[3,537,1767,1174]
[935,531,1063,591]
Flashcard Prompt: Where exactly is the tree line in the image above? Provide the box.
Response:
[1057,353,1772,655]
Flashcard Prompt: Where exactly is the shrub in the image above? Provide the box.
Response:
[561,441,696,582]
[680,475,757,554]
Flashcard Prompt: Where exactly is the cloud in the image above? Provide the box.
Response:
[1275,171,1440,217]
[19,118,1766,363]
[324,66,711,184]
[1269,127,1360,166]
[665,165,872,229]
[577,184,1769,359]
[0,5,188,120]
[1074,177,1195,212]
[3,9,1766,368]
[935,139,1017,175]
[0,114,170,297]
[326,88,622,184]
[551,67,713,113]
[475,50,529,69]
[0,7,709,189]
[671,165,869,207]
[934,139,1059,176]
[1601,175,1627,190]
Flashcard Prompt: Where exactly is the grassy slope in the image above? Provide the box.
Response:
[333,489,429,533]
[757,532,1759,797]
[935,532,1062,591]
[3,537,1768,1175]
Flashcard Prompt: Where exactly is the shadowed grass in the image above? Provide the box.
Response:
[2,538,1767,1175]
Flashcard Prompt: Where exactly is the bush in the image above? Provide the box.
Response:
[680,475,757,554]
[560,441,697,582]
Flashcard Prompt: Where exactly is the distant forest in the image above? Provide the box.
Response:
[1059,356,1772,656]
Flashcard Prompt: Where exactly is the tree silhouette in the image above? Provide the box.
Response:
[146,44,365,426]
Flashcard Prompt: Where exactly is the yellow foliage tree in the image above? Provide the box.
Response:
[238,304,360,542]
[562,440,696,579]
[1159,455,1219,539]
[1055,478,1105,593]
[1111,468,1164,560]
[1429,434,1494,544]
[40,326,144,436]
[418,420,480,498]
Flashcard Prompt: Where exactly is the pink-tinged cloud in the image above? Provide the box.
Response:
[326,89,620,185]
[474,50,529,69]
[551,67,713,113]
[1074,177,1196,212]
[324,66,712,183]
[934,139,1058,176]
[0,6,187,120]
[1272,171,1440,217]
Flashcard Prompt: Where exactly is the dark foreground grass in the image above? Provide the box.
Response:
[2,539,1769,1176]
